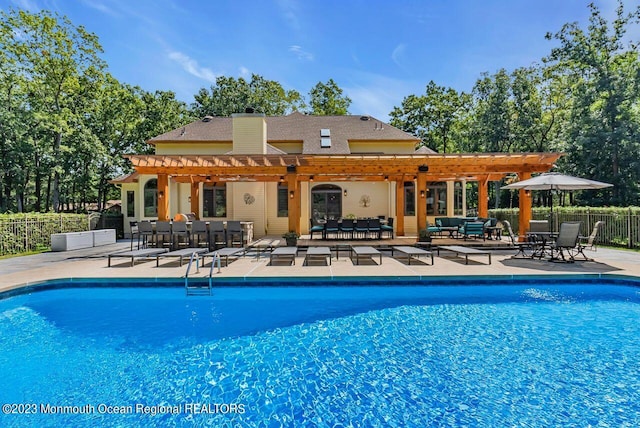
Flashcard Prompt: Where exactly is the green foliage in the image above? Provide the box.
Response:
[0,213,89,255]
[191,74,304,117]
[307,79,351,115]
[390,81,470,153]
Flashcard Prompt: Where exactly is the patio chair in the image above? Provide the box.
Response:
[190,220,209,248]
[324,219,340,240]
[549,221,581,262]
[354,219,369,239]
[309,219,325,239]
[171,221,190,250]
[226,221,244,247]
[129,221,139,250]
[209,221,227,249]
[138,221,154,248]
[339,218,354,239]
[381,217,394,239]
[367,218,382,239]
[459,221,485,240]
[155,221,173,250]
[503,220,536,259]
[575,220,604,260]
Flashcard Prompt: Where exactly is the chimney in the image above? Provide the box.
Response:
[232,108,267,154]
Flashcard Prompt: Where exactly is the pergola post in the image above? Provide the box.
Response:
[416,170,428,232]
[287,173,300,234]
[518,172,532,238]
[396,179,405,236]
[477,176,489,218]
[157,173,169,221]
[190,182,200,219]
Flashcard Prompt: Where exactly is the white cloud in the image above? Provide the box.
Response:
[289,45,314,61]
[239,66,250,78]
[168,51,218,83]
[276,0,301,32]
[344,72,419,122]
[10,0,39,11]
[80,0,118,16]
[391,43,407,67]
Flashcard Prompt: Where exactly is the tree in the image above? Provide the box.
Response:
[544,0,640,205]
[0,8,106,212]
[390,81,469,153]
[191,74,303,117]
[307,79,351,115]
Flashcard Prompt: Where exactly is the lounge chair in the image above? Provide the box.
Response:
[202,247,245,266]
[156,247,207,267]
[459,221,485,240]
[578,221,604,255]
[269,247,298,265]
[304,247,332,266]
[108,248,168,267]
[350,246,382,265]
[549,221,581,262]
[391,246,433,265]
[247,238,280,259]
[437,245,492,265]
[503,220,536,259]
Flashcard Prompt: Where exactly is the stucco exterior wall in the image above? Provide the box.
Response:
[154,142,232,155]
[348,141,416,154]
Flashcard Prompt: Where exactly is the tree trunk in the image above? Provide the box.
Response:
[52,132,62,213]
[46,173,52,212]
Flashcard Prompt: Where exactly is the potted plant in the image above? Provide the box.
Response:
[418,228,432,242]
[282,231,300,246]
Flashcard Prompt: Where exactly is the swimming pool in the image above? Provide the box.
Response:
[1,275,639,426]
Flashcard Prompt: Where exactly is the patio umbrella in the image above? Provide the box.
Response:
[501,172,613,230]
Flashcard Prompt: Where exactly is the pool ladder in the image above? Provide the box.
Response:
[184,251,221,296]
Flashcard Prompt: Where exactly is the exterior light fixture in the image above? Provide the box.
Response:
[420,190,426,198]
[418,164,429,172]
[343,189,348,197]
[158,191,165,199]
[287,164,296,173]
[384,175,389,181]
[289,190,295,199]
[279,176,284,182]
[309,175,314,182]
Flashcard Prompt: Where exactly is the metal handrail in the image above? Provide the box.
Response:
[184,251,200,289]
[208,251,221,290]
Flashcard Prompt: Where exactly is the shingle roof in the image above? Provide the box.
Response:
[148,112,419,154]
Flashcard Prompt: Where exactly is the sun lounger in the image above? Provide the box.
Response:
[392,246,434,265]
[156,248,208,267]
[304,247,332,266]
[351,246,382,265]
[108,248,168,267]
[248,238,281,259]
[269,246,298,265]
[202,247,245,266]
[437,245,491,265]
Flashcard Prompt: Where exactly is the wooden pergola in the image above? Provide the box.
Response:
[126,152,562,236]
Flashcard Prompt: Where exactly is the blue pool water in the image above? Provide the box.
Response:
[1,276,640,426]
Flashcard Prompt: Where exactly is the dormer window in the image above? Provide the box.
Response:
[320,129,331,148]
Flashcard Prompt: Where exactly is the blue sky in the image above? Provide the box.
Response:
[2,0,639,121]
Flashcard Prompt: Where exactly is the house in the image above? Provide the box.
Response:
[114,110,561,239]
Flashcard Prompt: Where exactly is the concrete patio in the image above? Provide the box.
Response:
[1,238,639,292]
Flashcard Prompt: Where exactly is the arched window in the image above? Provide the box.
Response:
[144,179,157,217]
[311,184,342,220]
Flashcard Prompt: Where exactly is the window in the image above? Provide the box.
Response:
[143,179,157,217]
[404,182,415,216]
[426,182,447,216]
[126,191,135,217]
[277,184,288,217]
[454,182,463,215]
[203,183,227,217]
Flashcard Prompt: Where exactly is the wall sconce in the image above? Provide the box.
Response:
[420,190,426,198]
[158,191,165,199]
[279,176,284,182]
[384,175,389,181]
[289,190,295,199]
[309,175,314,182]
[343,189,348,197]
[187,196,191,202]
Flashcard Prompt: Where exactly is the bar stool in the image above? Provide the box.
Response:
[226,221,244,247]
[155,221,172,250]
[209,221,227,249]
[190,220,209,248]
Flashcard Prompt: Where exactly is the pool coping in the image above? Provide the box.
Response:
[2,273,639,300]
